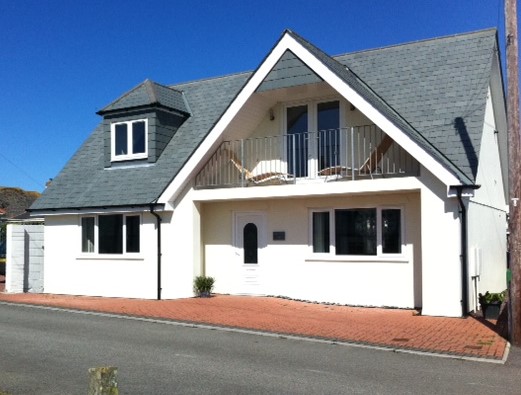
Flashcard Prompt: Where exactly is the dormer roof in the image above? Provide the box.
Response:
[97,79,191,116]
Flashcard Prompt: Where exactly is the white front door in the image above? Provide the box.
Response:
[234,212,266,294]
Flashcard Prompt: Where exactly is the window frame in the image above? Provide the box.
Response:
[111,119,148,162]
[79,214,142,256]
[309,206,404,258]
[283,98,345,177]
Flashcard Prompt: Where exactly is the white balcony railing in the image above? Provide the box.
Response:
[195,125,419,189]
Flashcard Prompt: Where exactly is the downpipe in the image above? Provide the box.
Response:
[456,187,470,317]
[455,185,481,316]
[150,204,162,301]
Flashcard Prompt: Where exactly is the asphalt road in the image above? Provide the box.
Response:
[0,303,520,395]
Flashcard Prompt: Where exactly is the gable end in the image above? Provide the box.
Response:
[256,50,323,92]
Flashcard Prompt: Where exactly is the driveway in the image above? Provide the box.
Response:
[0,283,509,362]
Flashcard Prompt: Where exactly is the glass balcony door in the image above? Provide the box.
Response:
[286,101,339,178]
[287,105,309,177]
[317,101,340,172]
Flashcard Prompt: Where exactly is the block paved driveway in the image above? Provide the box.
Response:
[0,276,509,362]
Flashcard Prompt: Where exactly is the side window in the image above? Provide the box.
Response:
[312,211,330,253]
[81,217,95,253]
[382,209,401,254]
[126,215,140,253]
[115,124,128,155]
[243,223,258,264]
[132,121,146,154]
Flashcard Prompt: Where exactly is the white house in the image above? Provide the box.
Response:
[30,29,508,317]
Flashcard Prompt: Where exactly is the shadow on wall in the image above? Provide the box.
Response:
[453,117,478,180]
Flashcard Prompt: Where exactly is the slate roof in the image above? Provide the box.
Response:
[31,29,498,211]
[31,73,249,210]
[334,29,497,182]
[97,79,191,115]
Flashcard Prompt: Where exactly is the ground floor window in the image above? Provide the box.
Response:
[311,207,402,256]
[81,214,141,254]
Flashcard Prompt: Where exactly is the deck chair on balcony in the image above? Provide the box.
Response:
[318,134,394,180]
[226,149,294,185]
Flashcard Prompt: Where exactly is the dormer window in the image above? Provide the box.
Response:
[99,80,190,167]
[111,119,148,161]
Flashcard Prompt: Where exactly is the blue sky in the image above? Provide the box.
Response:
[0,0,513,192]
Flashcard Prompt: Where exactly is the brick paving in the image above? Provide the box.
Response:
[0,276,508,361]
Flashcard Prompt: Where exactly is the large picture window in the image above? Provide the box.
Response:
[111,119,147,161]
[335,208,376,255]
[80,214,141,254]
[99,214,123,254]
[311,207,402,256]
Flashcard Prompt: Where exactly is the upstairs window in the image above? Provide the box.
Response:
[111,119,148,161]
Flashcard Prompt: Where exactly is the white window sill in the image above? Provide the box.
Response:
[305,255,409,264]
[111,154,148,162]
[76,254,145,261]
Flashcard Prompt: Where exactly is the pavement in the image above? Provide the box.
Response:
[0,274,510,363]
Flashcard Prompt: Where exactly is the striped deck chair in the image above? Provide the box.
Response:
[318,134,394,179]
[226,149,294,185]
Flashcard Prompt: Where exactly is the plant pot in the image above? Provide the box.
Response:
[481,302,502,319]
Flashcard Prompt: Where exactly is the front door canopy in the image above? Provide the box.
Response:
[158,30,467,205]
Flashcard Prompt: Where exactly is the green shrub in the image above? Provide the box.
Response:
[193,275,215,297]
[479,290,506,304]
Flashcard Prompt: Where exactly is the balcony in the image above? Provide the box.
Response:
[195,125,419,189]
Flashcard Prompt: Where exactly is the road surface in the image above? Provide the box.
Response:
[0,303,520,394]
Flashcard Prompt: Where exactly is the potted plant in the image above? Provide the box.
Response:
[193,275,215,297]
[478,290,506,319]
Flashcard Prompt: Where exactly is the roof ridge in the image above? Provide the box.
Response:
[169,70,252,89]
[100,79,149,111]
[333,27,497,58]
[143,79,158,103]
[147,79,186,94]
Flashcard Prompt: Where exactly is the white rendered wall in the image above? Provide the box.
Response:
[419,168,462,317]
[160,185,202,299]
[202,192,421,308]
[43,213,159,299]
[467,90,507,309]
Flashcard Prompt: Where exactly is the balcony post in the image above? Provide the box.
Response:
[240,139,245,187]
[350,127,355,180]
[292,134,296,179]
